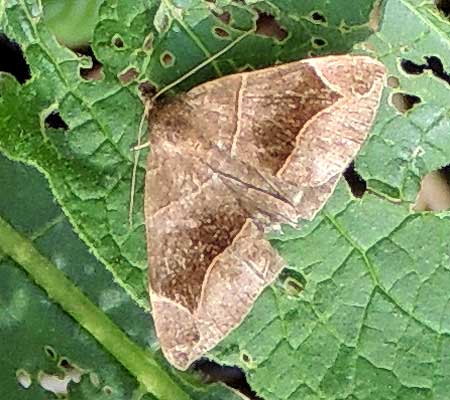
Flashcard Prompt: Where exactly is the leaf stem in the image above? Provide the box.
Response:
[0,216,192,400]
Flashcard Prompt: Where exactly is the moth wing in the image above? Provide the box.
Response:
[278,56,386,188]
[274,56,385,220]
[145,144,284,369]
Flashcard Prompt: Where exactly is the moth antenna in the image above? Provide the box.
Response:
[152,29,254,101]
[129,101,152,227]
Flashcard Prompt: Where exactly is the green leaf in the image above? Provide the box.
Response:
[0,153,243,399]
[210,1,450,398]
[213,182,450,399]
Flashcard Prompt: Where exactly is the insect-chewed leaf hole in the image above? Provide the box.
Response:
[436,0,450,16]
[44,345,58,360]
[212,9,231,24]
[401,56,450,86]
[78,47,103,81]
[255,11,288,42]
[213,26,231,39]
[241,351,253,365]
[37,358,83,397]
[390,92,421,113]
[138,80,157,99]
[309,11,327,24]
[344,162,367,198]
[103,385,113,395]
[312,37,328,48]
[192,358,261,399]
[112,34,125,49]
[143,33,154,50]
[118,67,139,85]
[279,268,306,296]
[38,371,70,396]
[387,75,400,88]
[400,59,425,75]
[44,111,69,131]
[0,33,31,84]
[160,51,175,67]
[415,165,450,211]
[58,357,72,370]
[16,369,32,389]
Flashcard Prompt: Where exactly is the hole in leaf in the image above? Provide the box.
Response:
[118,67,139,85]
[284,278,303,296]
[138,81,157,99]
[312,37,327,48]
[400,59,425,75]
[387,76,400,88]
[16,369,32,389]
[241,352,253,364]
[255,11,288,41]
[0,33,31,84]
[143,33,153,50]
[161,51,175,67]
[112,34,125,49]
[45,111,69,131]
[103,386,113,395]
[414,166,450,211]
[391,92,421,113]
[344,162,367,197]
[310,11,327,24]
[80,62,103,81]
[192,358,261,399]
[38,372,71,396]
[401,56,450,86]
[279,269,306,296]
[58,358,82,384]
[436,0,450,16]
[58,358,72,370]
[212,9,231,24]
[213,26,230,38]
[79,47,103,81]
[44,345,57,360]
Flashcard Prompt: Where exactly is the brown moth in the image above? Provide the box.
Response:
[144,55,386,370]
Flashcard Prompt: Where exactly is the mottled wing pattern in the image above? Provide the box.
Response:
[145,55,386,369]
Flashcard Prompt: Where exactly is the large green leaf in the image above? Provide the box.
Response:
[0,153,243,400]
[3,0,450,399]
[211,1,450,399]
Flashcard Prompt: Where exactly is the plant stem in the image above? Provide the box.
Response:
[0,216,192,400]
